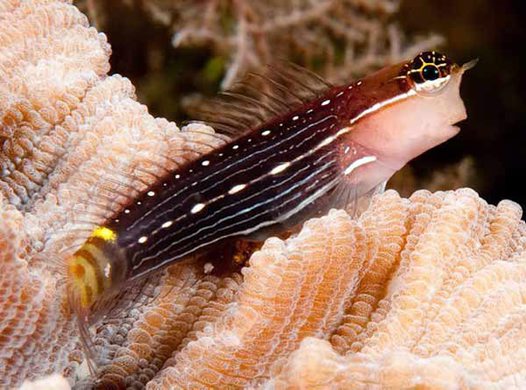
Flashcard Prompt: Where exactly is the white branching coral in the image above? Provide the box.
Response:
[134,0,443,87]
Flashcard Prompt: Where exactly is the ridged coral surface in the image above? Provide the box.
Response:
[147,190,526,389]
[2,1,526,389]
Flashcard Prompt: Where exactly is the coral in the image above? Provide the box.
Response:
[0,193,81,384]
[0,0,225,387]
[2,1,526,390]
[86,262,244,388]
[146,189,526,389]
[0,0,225,251]
[85,0,442,88]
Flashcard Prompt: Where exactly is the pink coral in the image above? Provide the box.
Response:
[0,194,81,383]
[146,189,526,389]
[2,1,526,389]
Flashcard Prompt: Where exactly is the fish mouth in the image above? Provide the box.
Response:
[461,58,479,73]
[447,114,467,136]
[449,124,462,136]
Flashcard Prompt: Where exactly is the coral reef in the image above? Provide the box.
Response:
[2,1,526,389]
[146,189,526,389]
[0,0,224,386]
[0,193,81,384]
[268,190,526,389]
[81,0,442,88]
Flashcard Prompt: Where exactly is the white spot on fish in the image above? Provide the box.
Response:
[232,145,239,150]
[104,263,111,278]
[138,236,148,244]
[261,130,271,136]
[161,221,173,228]
[306,108,314,114]
[191,203,205,213]
[204,262,214,274]
[321,99,331,106]
[314,126,352,150]
[202,160,210,166]
[124,209,130,214]
[357,81,363,86]
[175,174,181,179]
[147,191,155,197]
[228,184,247,194]
[270,162,291,175]
[137,201,142,205]
[318,135,336,148]
[292,115,299,121]
[336,91,344,97]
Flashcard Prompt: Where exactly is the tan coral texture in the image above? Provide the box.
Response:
[2,1,526,390]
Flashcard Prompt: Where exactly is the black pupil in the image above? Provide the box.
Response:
[422,65,440,81]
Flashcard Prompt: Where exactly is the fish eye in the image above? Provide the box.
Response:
[403,51,453,95]
[422,65,440,81]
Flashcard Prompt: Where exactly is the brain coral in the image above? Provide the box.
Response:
[2,1,526,389]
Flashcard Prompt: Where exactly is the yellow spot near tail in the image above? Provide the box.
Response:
[92,226,117,242]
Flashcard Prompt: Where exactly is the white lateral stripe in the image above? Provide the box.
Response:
[315,126,352,149]
[132,154,336,271]
[344,155,377,175]
[127,116,335,232]
[349,89,416,125]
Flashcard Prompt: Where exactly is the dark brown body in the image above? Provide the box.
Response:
[68,52,469,327]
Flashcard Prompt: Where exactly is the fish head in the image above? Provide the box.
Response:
[349,51,474,170]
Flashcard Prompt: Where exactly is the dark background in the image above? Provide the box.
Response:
[399,1,526,208]
[81,0,526,209]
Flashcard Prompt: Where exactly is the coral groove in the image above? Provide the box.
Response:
[148,209,368,389]
[265,190,526,389]
[0,195,81,384]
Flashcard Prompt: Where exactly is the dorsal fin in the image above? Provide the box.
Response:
[190,62,333,138]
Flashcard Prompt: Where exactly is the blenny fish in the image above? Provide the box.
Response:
[66,51,473,361]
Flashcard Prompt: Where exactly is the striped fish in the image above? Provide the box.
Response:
[67,51,474,365]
